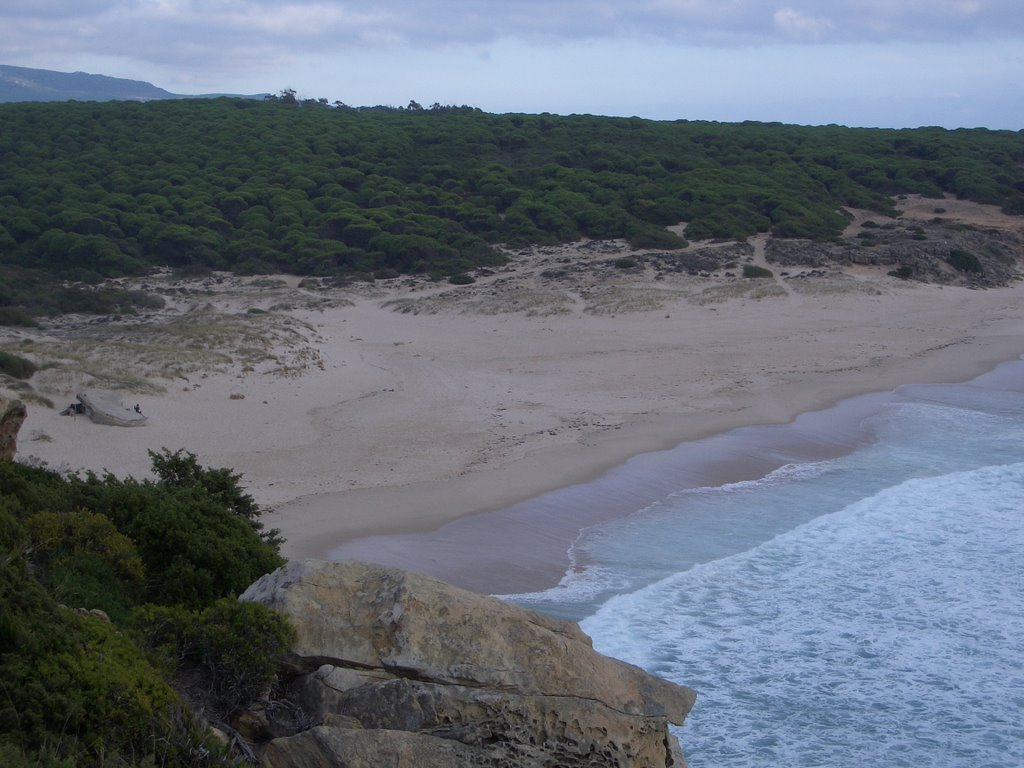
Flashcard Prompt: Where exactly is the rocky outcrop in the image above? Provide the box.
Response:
[240,559,696,767]
[0,396,26,460]
[72,391,147,427]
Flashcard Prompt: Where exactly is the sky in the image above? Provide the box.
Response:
[1,1,1022,129]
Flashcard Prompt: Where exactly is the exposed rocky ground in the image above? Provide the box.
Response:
[767,215,1021,287]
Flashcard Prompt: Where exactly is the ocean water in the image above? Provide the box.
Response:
[507,363,1024,767]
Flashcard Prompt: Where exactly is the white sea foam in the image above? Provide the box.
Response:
[504,460,841,608]
[582,462,1024,767]
[674,458,841,497]
[513,384,1024,766]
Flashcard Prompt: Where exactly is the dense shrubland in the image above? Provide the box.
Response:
[0,449,291,766]
[1,98,1022,320]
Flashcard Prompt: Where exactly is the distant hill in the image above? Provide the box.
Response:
[0,64,263,103]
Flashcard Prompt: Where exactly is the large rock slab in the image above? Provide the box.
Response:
[241,559,695,767]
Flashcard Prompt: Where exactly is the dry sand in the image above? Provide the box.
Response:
[7,197,1024,570]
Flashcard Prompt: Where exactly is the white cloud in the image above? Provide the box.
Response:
[772,8,834,41]
[1,0,114,18]
[212,4,386,37]
[4,0,1022,56]
[0,0,1022,128]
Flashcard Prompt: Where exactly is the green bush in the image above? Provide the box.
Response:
[0,462,77,527]
[0,556,206,767]
[448,273,475,284]
[948,248,983,273]
[136,599,296,716]
[26,510,146,623]
[614,257,639,269]
[0,307,37,327]
[742,263,774,278]
[148,448,269,533]
[69,467,284,608]
[0,350,36,379]
[625,225,687,250]
[0,451,284,609]
[0,452,292,766]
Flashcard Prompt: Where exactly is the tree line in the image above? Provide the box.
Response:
[0,98,1022,318]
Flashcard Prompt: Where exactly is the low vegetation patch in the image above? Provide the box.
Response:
[0,307,37,327]
[947,248,983,274]
[135,598,295,717]
[0,350,37,380]
[0,449,291,766]
[742,264,774,279]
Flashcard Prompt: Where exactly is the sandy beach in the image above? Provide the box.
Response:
[7,197,1024,588]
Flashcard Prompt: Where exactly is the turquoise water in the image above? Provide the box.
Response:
[508,363,1024,767]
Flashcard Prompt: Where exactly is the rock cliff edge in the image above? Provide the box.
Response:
[241,559,696,767]
[0,396,26,461]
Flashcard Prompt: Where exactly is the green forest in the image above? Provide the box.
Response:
[0,449,292,766]
[1,98,1023,318]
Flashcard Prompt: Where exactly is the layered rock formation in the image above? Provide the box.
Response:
[241,559,696,767]
[0,396,26,460]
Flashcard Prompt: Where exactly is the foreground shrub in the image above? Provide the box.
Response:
[148,449,270,534]
[70,478,284,608]
[0,556,214,767]
[0,451,289,765]
[0,743,75,768]
[136,599,296,716]
[61,450,283,608]
[26,509,146,623]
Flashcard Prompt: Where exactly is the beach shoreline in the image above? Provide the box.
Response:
[7,200,1024,592]
[324,355,1024,596]
[16,272,1024,589]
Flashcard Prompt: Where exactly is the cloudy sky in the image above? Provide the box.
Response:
[2,1,1022,128]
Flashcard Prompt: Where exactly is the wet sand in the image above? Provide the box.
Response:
[327,360,1024,595]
